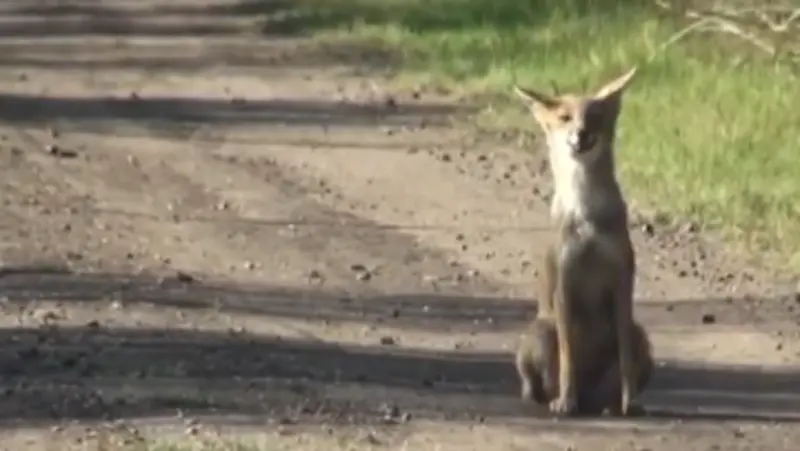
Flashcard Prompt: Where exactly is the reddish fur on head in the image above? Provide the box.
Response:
[513,68,637,165]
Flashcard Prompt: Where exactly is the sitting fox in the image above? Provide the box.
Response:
[513,68,653,416]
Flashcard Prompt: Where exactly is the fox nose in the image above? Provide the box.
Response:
[566,129,592,153]
[566,131,580,149]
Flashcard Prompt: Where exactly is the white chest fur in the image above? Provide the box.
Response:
[549,148,591,223]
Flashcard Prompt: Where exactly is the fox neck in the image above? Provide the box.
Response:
[548,141,623,226]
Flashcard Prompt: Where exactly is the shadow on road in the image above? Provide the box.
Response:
[0,38,394,72]
[0,268,789,333]
[0,324,798,430]
[0,268,798,429]
[0,0,657,37]
[0,0,293,38]
[0,94,464,129]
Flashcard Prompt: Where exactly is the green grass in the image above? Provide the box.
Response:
[264,0,799,268]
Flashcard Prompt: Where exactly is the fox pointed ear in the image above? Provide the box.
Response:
[594,66,637,102]
[513,85,560,110]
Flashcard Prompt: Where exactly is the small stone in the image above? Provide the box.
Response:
[175,271,195,284]
[66,251,83,261]
[363,432,381,445]
[381,403,400,418]
[244,261,256,270]
[380,336,396,346]
[45,144,78,158]
[701,313,716,324]
[308,269,323,282]
[641,222,655,236]
[32,308,62,323]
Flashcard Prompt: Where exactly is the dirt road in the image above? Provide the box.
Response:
[0,1,799,450]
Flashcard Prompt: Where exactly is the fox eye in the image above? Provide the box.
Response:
[558,112,572,123]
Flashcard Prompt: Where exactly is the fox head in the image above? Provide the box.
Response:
[514,67,637,167]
